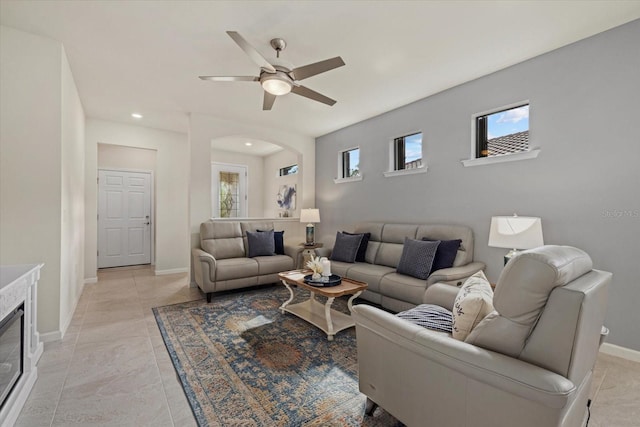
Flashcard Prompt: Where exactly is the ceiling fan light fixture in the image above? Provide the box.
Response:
[261,74,292,96]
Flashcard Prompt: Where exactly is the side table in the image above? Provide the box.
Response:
[299,243,323,268]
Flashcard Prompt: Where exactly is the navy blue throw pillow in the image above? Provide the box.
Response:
[258,229,285,255]
[423,238,462,273]
[342,231,371,262]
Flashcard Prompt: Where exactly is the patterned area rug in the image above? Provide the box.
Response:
[153,285,402,427]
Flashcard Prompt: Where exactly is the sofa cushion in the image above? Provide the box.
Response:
[343,231,371,262]
[423,238,461,273]
[380,272,430,306]
[258,229,285,255]
[397,238,440,280]
[247,230,275,257]
[345,263,396,294]
[452,271,494,341]
[254,255,294,275]
[331,232,363,263]
[396,304,453,333]
[215,258,259,281]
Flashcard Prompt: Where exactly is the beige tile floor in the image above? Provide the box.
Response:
[14,265,640,426]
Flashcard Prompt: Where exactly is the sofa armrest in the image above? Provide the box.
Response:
[314,247,332,258]
[422,283,460,310]
[352,304,575,409]
[192,248,217,284]
[283,244,304,261]
[426,261,486,286]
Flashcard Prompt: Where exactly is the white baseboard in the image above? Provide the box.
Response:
[84,277,97,284]
[40,330,62,343]
[600,343,640,363]
[154,267,189,276]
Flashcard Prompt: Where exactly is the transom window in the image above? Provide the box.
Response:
[393,132,423,170]
[475,104,529,158]
[341,147,360,179]
[279,164,298,176]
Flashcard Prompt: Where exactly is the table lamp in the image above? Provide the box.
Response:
[488,214,544,265]
[300,209,320,246]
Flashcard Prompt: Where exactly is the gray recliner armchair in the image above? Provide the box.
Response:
[353,245,611,427]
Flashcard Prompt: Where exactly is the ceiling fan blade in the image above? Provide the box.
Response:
[226,31,276,73]
[263,91,276,110]
[291,57,345,81]
[291,85,337,106]
[199,76,259,81]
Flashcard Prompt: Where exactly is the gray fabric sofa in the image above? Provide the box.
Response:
[317,222,485,312]
[352,245,611,427]
[192,220,300,302]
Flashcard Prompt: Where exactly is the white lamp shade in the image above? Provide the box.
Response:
[300,209,320,224]
[488,216,543,249]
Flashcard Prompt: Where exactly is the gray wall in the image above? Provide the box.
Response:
[315,20,640,350]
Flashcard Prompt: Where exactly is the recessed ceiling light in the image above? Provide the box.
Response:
[131,113,143,119]
[245,142,253,146]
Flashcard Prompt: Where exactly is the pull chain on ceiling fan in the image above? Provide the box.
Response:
[199,31,345,111]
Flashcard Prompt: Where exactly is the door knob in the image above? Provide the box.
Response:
[145,222,150,225]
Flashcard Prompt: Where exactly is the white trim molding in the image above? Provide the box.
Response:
[84,277,98,284]
[462,148,541,167]
[383,165,428,178]
[154,267,189,276]
[600,343,640,363]
[334,175,363,184]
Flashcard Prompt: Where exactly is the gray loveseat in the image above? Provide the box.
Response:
[192,220,300,302]
[318,222,485,312]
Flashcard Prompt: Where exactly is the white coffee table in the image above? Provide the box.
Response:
[278,270,368,341]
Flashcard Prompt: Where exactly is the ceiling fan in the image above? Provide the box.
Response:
[199,31,345,110]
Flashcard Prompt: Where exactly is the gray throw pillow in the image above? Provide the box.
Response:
[397,238,440,280]
[330,232,363,263]
[246,230,275,257]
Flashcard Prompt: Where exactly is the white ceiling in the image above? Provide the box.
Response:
[2,1,639,139]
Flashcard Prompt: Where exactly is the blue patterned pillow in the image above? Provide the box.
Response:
[246,230,275,257]
[397,238,440,280]
[330,232,363,263]
[396,304,453,333]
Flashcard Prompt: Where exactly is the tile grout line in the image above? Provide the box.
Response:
[49,281,92,427]
[134,269,179,427]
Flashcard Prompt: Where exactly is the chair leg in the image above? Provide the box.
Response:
[206,292,212,303]
[365,398,378,416]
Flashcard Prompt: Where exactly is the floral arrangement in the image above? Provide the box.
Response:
[306,255,323,279]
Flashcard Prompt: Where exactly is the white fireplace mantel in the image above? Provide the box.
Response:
[0,264,44,426]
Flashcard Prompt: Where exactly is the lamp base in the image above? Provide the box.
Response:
[305,224,315,245]
[504,249,520,266]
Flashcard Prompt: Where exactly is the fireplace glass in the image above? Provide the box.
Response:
[0,305,23,409]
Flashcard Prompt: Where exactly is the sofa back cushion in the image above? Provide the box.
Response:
[200,221,245,259]
[241,222,275,256]
[375,224,418,268]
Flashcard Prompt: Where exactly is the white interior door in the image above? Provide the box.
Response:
[211,163,248,218]
[98,170,152,268]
